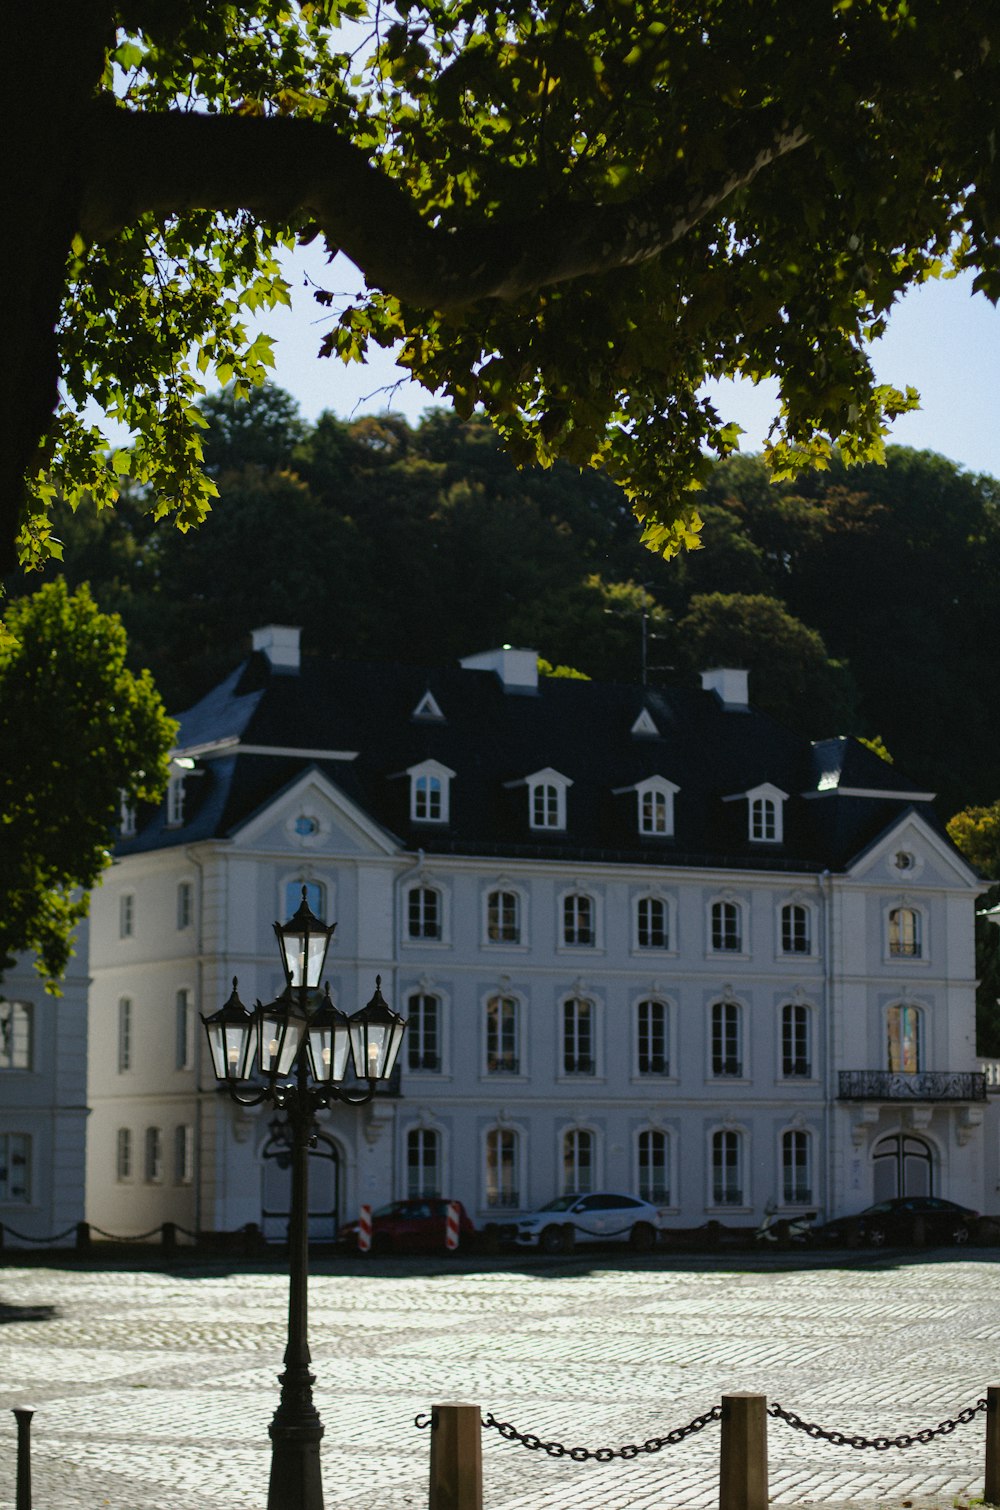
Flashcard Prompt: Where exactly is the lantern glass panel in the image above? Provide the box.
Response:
[258,1000,304,1079]
[307,1014,351,1084]
[285,930,330,991]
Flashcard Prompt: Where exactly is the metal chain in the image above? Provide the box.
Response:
[0,1224,78,1245]
[87,1225,166,1243]
[768,1399,987,1450]
[471,1404,722,1461]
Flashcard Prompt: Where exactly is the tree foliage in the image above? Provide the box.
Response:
[0,580,175,990]
[7,0,1000,574]
[947,802,1000,1056]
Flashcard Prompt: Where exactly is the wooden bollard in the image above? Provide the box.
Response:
[429,1403,482,1510]
[985,1387,1000,1504]
[719,1393,768,1510]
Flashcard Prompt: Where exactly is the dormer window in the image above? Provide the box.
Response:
[636,776,679,837]
[723,782,787,843]
[408,761,454,824]
[751,796,777,841]
[166,775,185,828]
[524,768,570,831]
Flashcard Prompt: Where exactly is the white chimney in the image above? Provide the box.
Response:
[252,625,301,674]
[700,667,749,710]
[460,645,538,694]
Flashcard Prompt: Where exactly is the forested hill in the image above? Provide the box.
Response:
[30,385,1000,816]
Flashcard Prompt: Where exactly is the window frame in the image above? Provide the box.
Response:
[116,1127,133,1183]
[145,1126,163,1184]
[637,1128,671,1206]
[780,1002,813,1080]
[710,1128,746,1209]
[175,987,195,1072]
[0,1133,30,1204]
[174,1124,194,1185]
[887,1000,923,1073]
[407,760,455,824]
[887,904,924,961]
[0,1001,32,1071]
[710,999,744,1080]
[406,1126,442,1197]
[485,993,522,1077]
[634,776,679,837]
[484,886,524,947]
[484,1125,522,1211]
[635,893,672,952]
[781,1128,813,1206]
[117,997,133,1074]
[561,1127,596,1196]
[561,890,598,949]
[745,783,786,844]
[561,996,599,1078]
[405,883,446,943]
[709,897,745,955]
[176,880,194,931]
[120,892,135,939]
[406,992,443,1073]
[525,769,570,831]
[636,997,671,1078]
[780,902,813,957]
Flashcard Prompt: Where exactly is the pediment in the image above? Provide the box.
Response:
[846,810,980,889]
[230,767,400,857]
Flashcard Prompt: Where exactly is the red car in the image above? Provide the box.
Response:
[339,1198,477,1254]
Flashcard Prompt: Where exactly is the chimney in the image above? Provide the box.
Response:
[460,645,539,694]
[700,667,749,710]
[252,625,301,674]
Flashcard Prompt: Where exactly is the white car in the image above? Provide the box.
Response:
[515,1192,664,1254]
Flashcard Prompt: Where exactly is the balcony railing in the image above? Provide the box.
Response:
[838,1070,987,1102]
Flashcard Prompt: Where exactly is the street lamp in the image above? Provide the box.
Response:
[201,888,407,1510]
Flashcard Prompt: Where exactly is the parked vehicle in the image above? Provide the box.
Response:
[515,1192,664,1254]
[339,1198,477,1254]
[755,1208,817,1246]
[811,1196,979,1249]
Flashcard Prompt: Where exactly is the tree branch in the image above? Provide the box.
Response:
[80,104,809,308]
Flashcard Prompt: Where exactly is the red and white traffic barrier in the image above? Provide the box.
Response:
[445,1201,460,1251]
[358,1203,372,1253]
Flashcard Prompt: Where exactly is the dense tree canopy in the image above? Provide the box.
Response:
[0,580,174,990]
[6,1,1000,575]
[947,803,1000,1056]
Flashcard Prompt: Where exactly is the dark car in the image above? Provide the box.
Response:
[339,1198,477,1254]
[813,1195,979,1248]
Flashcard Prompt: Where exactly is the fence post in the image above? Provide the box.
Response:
[719,1393,768,1510]
[75,1222,90,1254]
[429,1403,482,1510]
[985,1387,1000,1504]
[13,1407,33,1510]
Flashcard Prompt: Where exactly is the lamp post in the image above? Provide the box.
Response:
[202,889,407,1510]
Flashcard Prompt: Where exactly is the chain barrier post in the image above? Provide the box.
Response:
[357,1204,372,1254]
[74,1222,90,1254]
[985,1387,1000,1504]
[445,1202,460,1253]
[161,1222,176,1254]
[13,1407,33,1510]
[428,1403,482,1510]
[720,1394,768,1510]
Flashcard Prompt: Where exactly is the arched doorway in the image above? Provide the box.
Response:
[872,1132,934,1201]
[261,1117,341,1242]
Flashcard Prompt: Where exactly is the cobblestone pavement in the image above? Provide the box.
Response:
[0,1249,997,1510]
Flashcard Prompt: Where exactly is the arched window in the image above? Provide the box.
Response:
[532,782,560,828]
[711,1001,742,1078]
[887,1003,922,1072]
[638,1130,670,1204]
[407,886,441,940]
[889,907,922,958]
[637,999,669,1075]
[563,892,594,946]
[406,994,441,1071]
[782,1130,812,1204]
[711,900,742,953]
[487,890,520,943]
[781,903,811,955]
[640,789,668,835]
[637,896,669,950]
[486,1128,519,1209]
[486,996,519,1074]
[873,1131,933,1199]
[712,1130,744,1206]
[781,1004,811,1078]
[407,1128,440,1197]
[563,999,595,1075]
[563,1129,593,1195]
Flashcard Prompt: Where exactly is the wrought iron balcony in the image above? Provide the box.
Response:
[838,1070,987,1103]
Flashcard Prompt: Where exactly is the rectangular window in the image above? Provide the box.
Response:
[408,887,441,940]
[889,907,921,958]
[0,1001,31,1070]
[531,782,560,829]
[640,790,668,835]
[782,1130,812,1204]
[711,901,742,952]
[118,998,133,1073]
[712,1130,743,1206]
[563,998,594,1075]
[487,890,520,943]
[637,897,668,950]
[711,1001,742,1078]
[888,1003,921,1073]
[751,797,777,841]
[166,777,185,827]
[781,1004,811,1078]
[407,994,440,1071]
[175,1124,194,1185]
[781,904,811,954]
[637,1000,669,1075]
[175,988,194,1071]
[486,1128,519,1208]
[0,1134,30,1203]
[120,894,134,939]
[638,1130,669,1204]
[563,893,594,946]
[177,881,193,930]
[116,1128,133,1182]
[563,1129,593,1195]
[145,1127,163,1183]
[407,1128,440,1197]
[486,996,519,1074]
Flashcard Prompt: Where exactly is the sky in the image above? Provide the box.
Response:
[248,243,1000,479]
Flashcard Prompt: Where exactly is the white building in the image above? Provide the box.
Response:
[0,938,89,1246]
[85,627,987,1240]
